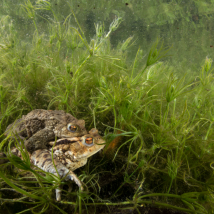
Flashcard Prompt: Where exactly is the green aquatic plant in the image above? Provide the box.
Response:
[0,1,214,213]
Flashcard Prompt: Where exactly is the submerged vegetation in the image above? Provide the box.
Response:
[0,0,214,213]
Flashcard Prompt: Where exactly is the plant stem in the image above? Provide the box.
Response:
[60,199,195,213]
[79,188,82,214]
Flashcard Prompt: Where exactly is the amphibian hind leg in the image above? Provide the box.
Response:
[5,118,27,140]
[31,149,83,201]
[25,129,55,153]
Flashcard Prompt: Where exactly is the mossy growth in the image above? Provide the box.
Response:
[0,1,214,214]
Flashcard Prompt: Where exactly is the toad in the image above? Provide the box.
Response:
[9,128,105,201]
[5,109,87,153]
[47,128,105,172]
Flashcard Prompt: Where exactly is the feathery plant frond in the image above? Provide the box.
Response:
[0,1,214,213]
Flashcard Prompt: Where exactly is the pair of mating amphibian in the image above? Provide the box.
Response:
[4,109,105,201]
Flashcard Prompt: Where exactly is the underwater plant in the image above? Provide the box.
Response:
[0,1,214,214]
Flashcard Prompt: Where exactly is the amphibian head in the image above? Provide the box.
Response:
[53,121,87,138]
[49,128,105,171]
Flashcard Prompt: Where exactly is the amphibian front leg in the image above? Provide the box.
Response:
[25,129,55,153]
[31,149,83,201]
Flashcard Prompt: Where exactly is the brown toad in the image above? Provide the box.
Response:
[5,109,87,153]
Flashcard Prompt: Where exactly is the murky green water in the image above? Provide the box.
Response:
[1,0,214,73]
[1,1,214,213]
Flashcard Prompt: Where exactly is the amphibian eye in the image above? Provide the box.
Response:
[67,124,78,132]
[83,137,94,147]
